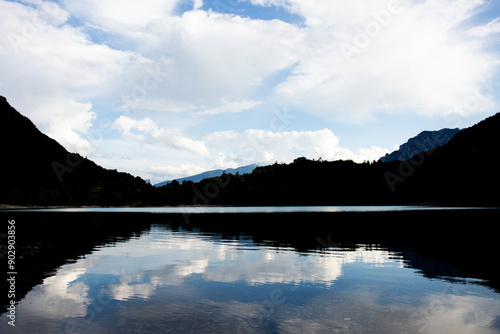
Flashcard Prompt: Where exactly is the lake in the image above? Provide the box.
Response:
[7,205,494,213]
[1,208,500,333]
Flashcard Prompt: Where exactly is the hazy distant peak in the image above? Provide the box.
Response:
[380,128,461,162]
[154,164,259,187]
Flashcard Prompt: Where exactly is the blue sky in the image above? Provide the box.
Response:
[1,0,499,183]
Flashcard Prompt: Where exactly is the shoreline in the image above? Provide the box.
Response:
[0,204,105,210]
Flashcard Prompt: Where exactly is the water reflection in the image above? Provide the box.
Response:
[3,222,500,334]
[51,226,399,295]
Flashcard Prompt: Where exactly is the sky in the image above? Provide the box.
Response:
[1,0,499,184]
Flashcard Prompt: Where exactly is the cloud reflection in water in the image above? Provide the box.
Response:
[4,224,500,334]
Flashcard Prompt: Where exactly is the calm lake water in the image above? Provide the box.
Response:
[9,205,494,213]
[1,208,500,333]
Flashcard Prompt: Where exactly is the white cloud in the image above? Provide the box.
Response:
[149,164,207,180]
[109,116,158,140]
[78,8,302,114]
[197,99,263,115]
[85,137,214,183]
[159,10,300,103]
[0,1,140,91]
[204,128,389,165]
[354,146,392,162]
[110,116,209,156]
[271,0,497,121]
[60,0,179,27]
[193,0,203,11]
[0,0,143,154]
[43,98,97,155]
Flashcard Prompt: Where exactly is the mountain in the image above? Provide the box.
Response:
[380,128,461,162]
[154,164,259,187]
[0,96,156,206]
[157,113,500,206]
[392,112,500,205]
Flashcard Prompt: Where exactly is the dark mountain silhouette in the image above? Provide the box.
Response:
[380,128,461,162]
[392,112,500,205]
[154,164,259,187]
[158,113,500,206]
[0,96,156,206]
[2,95,499,207]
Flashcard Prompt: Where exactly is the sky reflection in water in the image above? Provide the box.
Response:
[4,224,500,334]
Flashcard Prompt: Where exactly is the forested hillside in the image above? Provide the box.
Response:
[0,96,156,206]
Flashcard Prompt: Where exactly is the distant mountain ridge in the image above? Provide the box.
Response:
[380,128,461,162]
[154,164,259,187]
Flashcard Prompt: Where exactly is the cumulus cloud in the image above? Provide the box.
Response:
[110,115,209,156]
[101,124,388,183]
[147,10,301,105]
[42,98,97,154]
[204,128,389,165]
[0,0,142,153]
[271,0,497,121]
[77,6,302,116]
